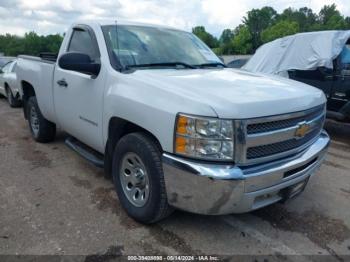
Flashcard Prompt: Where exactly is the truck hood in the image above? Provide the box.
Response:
[132,68,326,119]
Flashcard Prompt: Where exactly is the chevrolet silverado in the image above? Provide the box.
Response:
[16,20,330,223]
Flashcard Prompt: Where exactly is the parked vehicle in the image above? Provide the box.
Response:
[226,58,249,68]
[0,59,21,107]
[243,31,350,122]
[16,21,329,223]
[0,56,15,68]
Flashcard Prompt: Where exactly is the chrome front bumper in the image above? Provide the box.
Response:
[162,131,330,215]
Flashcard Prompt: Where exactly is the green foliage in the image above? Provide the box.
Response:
[219,28,235,54]
[212,47,223,56]
[261,21,299,43]
[232,25,253,55]
[243,6,277,50]
[220,29,234,44]
[277,7,317,31]
[346,17,350,29]
[1,4,350,57]
[192,26,219,48]
[317,4,347,30]
[229,3,350,54]
[0,32,63,56]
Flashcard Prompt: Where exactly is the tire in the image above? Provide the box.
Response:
[112,132,173,223]
[27,96,56,143]
[6,86,21,108]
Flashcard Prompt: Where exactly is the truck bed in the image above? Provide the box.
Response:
[17,54,57,123]
[18,53,57,64]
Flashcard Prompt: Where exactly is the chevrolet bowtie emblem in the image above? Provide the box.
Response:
[295,122,310,138]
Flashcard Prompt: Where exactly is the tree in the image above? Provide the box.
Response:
[220,29,234,44]
[261,20,299,43]
[277,7,317,31]
[0,32,63,56]
[1,4,350,57]
[243,6,277,51]
[232,25,253,54]
[315,4,346,30]
[319,4,340,25]
[44,34,63,53]
[324,14,347,30]
[346,17,350,29]
[219,29,235,54]
[0,34,24,56]
[192,26,219,48]
[23,32,44,56]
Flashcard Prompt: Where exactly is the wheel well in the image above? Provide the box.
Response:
[21,81,36,119]
[104,117,162,177]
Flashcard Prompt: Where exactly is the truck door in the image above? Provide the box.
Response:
[328,47,350,113]
[53,25,105,152]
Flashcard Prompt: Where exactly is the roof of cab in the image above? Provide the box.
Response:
[74,20,181,31]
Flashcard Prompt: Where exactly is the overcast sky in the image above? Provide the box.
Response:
[0,0,349,36]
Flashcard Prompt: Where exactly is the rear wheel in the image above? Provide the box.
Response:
[27,96,56,143]
[6,86,21,108]
[112,132,173,223]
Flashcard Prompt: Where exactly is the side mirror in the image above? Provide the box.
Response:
[0,69,3,74]
[58,52,101,77]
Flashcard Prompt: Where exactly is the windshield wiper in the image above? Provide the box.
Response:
[195,62,226,68]
[125,62,196,70]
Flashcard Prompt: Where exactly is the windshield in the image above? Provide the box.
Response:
[102,25,222,70]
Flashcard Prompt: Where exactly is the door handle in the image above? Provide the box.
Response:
[57,79,68,88]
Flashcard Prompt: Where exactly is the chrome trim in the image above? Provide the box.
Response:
[162,131,330,215]
[234,119,247,163]
[234,104,326,165]
[246,113,325,147]
[242,131,329,192]
[162,153,244,180]
[245,104,325,125]
[244,133,321,166]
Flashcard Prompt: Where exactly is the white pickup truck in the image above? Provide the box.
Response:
[17,20,330,223]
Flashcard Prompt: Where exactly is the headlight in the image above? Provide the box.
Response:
[174,114,234,161]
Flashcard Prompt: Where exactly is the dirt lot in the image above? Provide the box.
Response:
[0,98,349,261]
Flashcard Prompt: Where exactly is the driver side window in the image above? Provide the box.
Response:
[68,28,100,61]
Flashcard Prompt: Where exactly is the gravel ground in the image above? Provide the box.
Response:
[0,97,349,261]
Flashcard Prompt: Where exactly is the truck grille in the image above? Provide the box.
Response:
[246,128,320,159]
[247,106,324,135]
[235,104,326,165]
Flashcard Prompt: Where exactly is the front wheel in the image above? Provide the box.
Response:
[112,132,173,223]
[27,96,56,143]
[6,87,21,108]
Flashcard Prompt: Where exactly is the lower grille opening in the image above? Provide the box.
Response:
[284,157,318,178]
